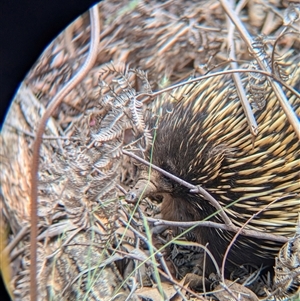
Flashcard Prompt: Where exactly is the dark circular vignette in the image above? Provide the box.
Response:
[0,1,99,300]
[0,0,100,128]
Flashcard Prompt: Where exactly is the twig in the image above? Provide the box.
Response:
[217,281,239,301]
[138,68,300,102]
[191,186,234,227]
[2,224,30,256]
[29,6,100,301]
[226,0,258,137]
[46,226,84,260]
[124,277,138,301]
[146,217,288,244]
[10,246,27,263]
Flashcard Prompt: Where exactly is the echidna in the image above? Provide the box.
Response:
[126,69,300,275]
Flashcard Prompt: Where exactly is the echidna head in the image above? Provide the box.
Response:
[125,94,235,213]
[125,139,234,222]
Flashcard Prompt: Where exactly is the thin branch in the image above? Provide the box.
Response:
[226,0,258,137]
[190,186,234,227]
[29,6,100,301]
[138,68,300,102]
[2,224,30,256]
[147,217,288,244]
[217,280,240,301]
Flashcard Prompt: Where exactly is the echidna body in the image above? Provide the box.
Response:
[129,71,300,274]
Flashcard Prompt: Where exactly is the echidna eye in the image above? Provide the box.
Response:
[160,174,176,191]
